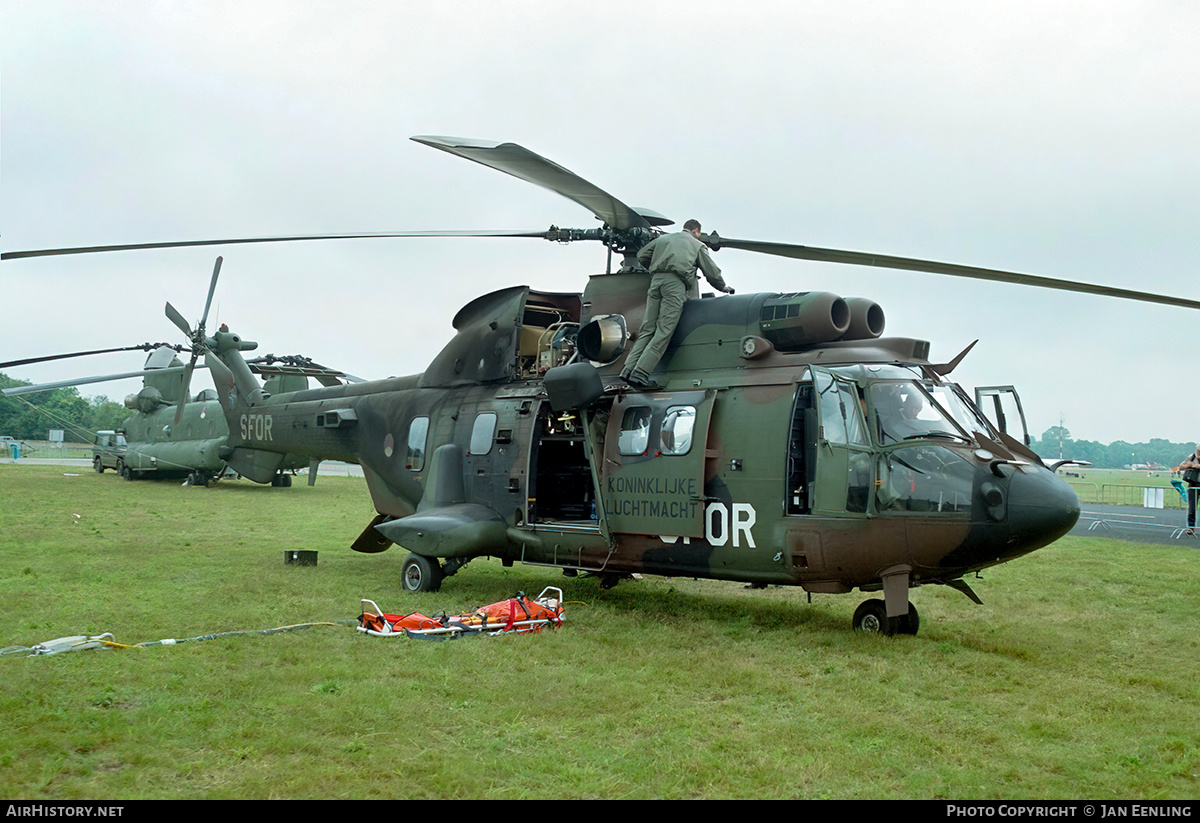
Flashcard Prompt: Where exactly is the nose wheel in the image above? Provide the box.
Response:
[852,599,919,636]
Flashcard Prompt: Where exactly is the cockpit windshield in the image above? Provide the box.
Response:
[869,381,976,445]
[934,384,1001,440]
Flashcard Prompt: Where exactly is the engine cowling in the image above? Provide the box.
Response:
[842,297,885,340]
[758,291,850,349]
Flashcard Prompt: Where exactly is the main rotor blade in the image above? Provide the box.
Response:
[413,136,654,231]
[1,364,209,397]
[1,230,552,260]
[715,237,1200,311]
[0,344,181,370]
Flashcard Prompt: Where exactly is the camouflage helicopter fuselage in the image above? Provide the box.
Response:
[204,269,1079,632]
[11,131,1188,636]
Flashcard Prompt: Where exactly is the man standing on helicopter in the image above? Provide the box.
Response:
[620,219,733,390]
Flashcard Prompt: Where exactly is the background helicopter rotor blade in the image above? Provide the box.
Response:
[0,343,182,370]
[170,256,223,423]
[412,135,656,231]
[1,229,553,260]
[199,256,222,332]
[711,236,1200,311]
[1,364,208,397]
[174,354,197,424]
[165,301,192,337]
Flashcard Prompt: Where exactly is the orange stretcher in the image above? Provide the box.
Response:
[357,587,565,640]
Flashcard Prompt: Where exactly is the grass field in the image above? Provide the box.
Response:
[1,464,1198,799]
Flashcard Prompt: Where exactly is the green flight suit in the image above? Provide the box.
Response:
[624,230,728,379]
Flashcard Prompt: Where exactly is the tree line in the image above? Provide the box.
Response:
[0,373,130,443]
[1030,426,1196,470]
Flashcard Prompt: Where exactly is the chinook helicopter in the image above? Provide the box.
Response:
[2,268,357,487]
[7,136,1200,635]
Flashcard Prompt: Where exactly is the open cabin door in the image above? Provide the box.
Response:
[528,400,598,526]
[974,385,1031,446]
[600,389,716,537]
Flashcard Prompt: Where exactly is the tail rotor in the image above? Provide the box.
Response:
[165,256,223,424]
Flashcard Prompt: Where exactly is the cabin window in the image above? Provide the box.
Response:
[660,406,696,456]
[407,416,429,470]
[617,406,653,455]
[469,412,497,455]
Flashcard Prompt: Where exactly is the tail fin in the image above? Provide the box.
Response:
[207,328,285,483]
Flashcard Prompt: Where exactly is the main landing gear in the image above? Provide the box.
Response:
[399,554,471,594]
[852,599,920,636]
[401,554,444,593]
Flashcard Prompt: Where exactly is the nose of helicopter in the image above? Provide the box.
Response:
[1001,465,1081,560]
[940,464,1081,574]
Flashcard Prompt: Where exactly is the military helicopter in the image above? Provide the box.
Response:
[7,136,1200,635]
[2,265,357,487]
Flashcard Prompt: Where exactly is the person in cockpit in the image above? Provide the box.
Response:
[877,386,927,443]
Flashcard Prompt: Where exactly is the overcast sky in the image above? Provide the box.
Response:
[4,0,1199,449]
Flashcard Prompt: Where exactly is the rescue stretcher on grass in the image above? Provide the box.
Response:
[357,587,565,640]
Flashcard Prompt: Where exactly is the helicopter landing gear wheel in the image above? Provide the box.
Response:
[852,599,895,635]
[118,461,133,481]
[401,553,444,593]
[94,457,104,474]
[897,602,920,635]
[852,599,920,636]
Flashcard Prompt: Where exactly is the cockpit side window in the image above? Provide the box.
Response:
[816,371,868,447]
[814,370,872,514]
